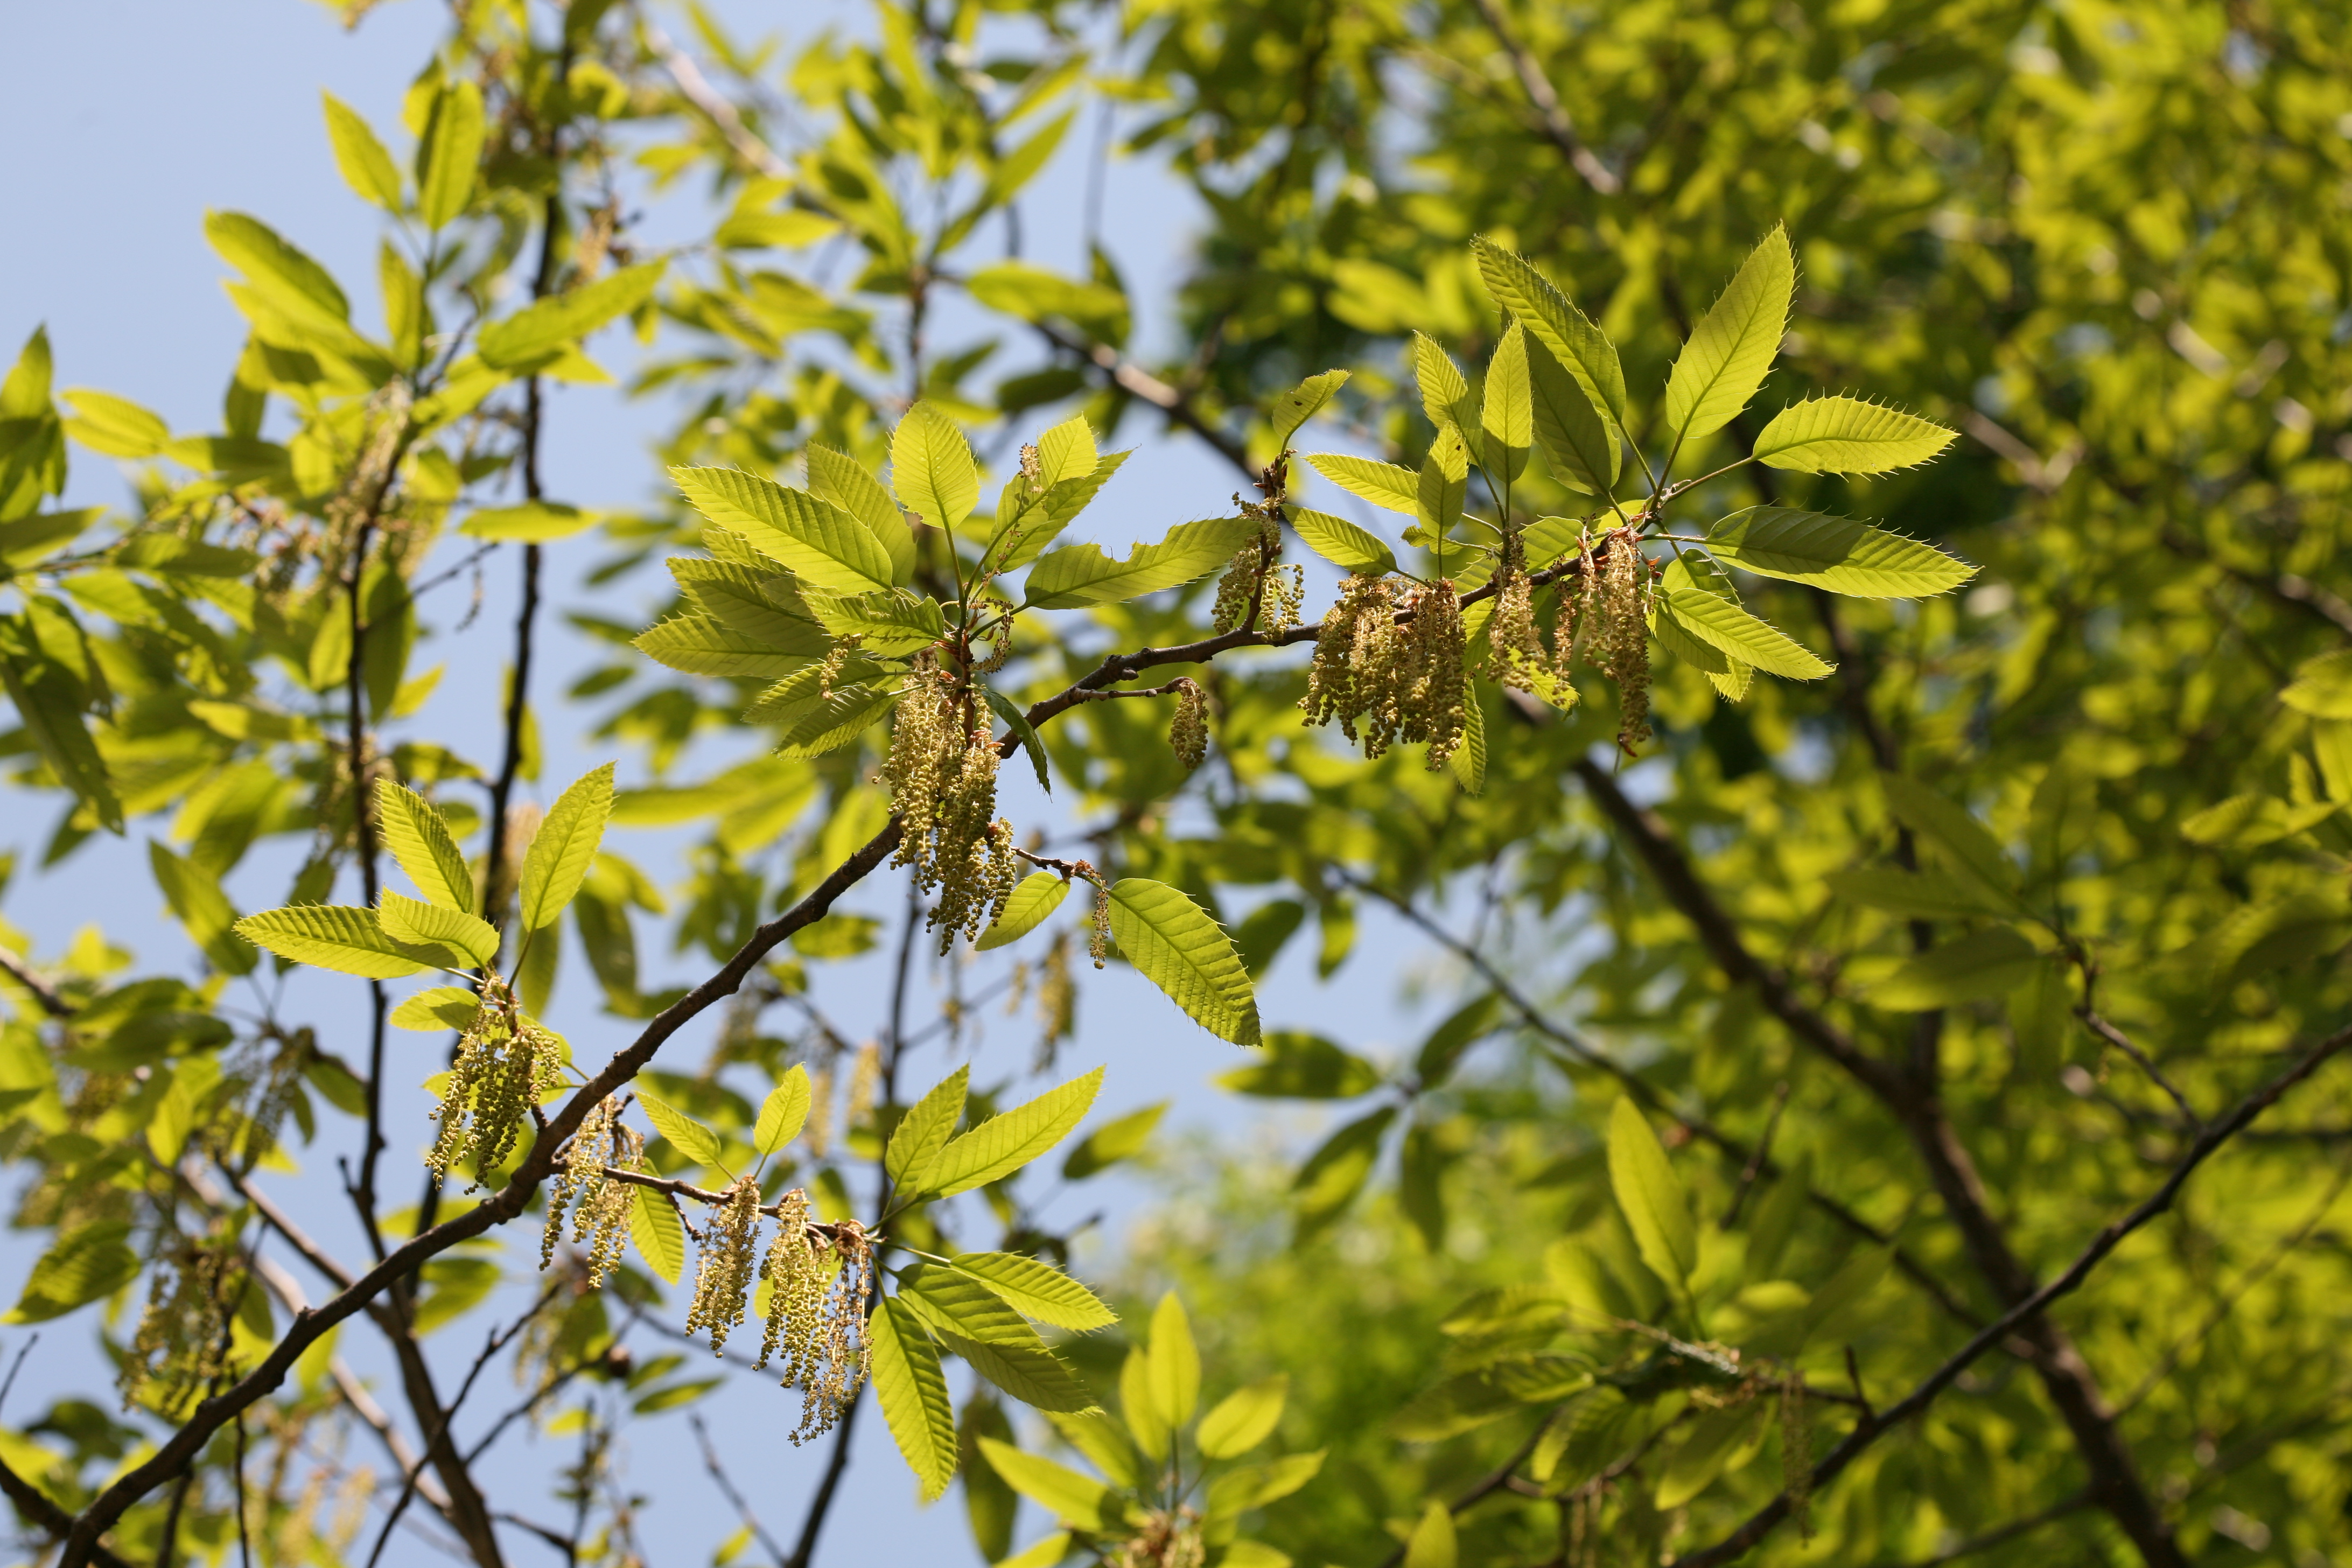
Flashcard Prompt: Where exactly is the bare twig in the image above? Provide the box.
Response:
[690,1413,790,1568]
[0,948,73,1018]
[2080,1010,2202,1129]
[1465,0,1621,194]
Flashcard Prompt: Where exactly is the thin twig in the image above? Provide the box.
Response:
[0,948,73,1018]
[1465,0,1621,194]
[2079,1010,2202,1129]
[689,1413,790,1567]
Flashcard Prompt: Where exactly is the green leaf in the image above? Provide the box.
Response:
[942,1331,1101,1415]
[1106,879,1261,1046]
[517,762,616,933]
[2282,650,2352,719]
[948,1252,1117,1332]
[1196,1376,1287,1459]
[1283,506,1395,576]
[874,1299,960,1501]
[1448,681,1486,795]
[1270,369,1349,448]
[996,1531,1075,1568]
[1412,333,1477,436]
[6,1221,138,1324]
[61,390,169,459]
[772,682,899,759]
[807,444,916,585]
[1301,452,1418,515]
[1880,775,2021,903]
[1204,1451,1324,1525]
[1472,238,1626,429]
[629,1183,684,1283]
[982,687,1052,795]
[0,653,118,831]
[1416,425,1469,537]
[2181,793,2342,849]
[235,905,451,979]
[376,780,473,913]
[1146,1292,1201,1430]
[391,986,481,1032]
[976,1438,1121,1530]
[1416,994,1503,1087]
[459,502,600,542]
[1061,1101,1167,1181]
[148,841,253,976]
[1023,516,1258,610]
[204,212,349,330]
[1745,1149,1812,1281]
[1661,584,1832,680]
[1705,508,1975,598]
[1527,335,1620,496]
[799,586,944,655]
[1655,1402,1765,1509]
[1403,1501,1457,1568]
[1214,1032,1381,1098]
[633,615,820,679]
[923,1067,1103,1198]
[754,1065,812,1157]
[639,1091,726,1170]
[1480,324,1532,481]
[898,1263,1056,1347]
[1864,927,2041,1010]
[892,401,981,534]
[965,262,1128,333]
[977,872,1071,951]
[987,451,1131,573]
[378,892,499,967]
[1049,1408,1147,1490]
[480,262,667,372]
[1825,866,2016,920]
[1121,1347,1170,1461]
[670,468,895,593]
[983,108,1076,207]
[887,1065,970,1192]
[321,92,402,211]
[415,78,485,229]
[1293,1107,1396,1235]
[1753,396,1957,474]
[1664,226,1794,445]
[1607,1098,1697,1295]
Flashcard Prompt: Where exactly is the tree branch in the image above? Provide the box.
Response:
[1677,1012,2352,1566]
[1465,0,1621,195]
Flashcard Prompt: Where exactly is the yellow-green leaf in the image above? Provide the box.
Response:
[1061,1101,1167,1181]
[1403,1501,1457,1568]
[415,78,485,230]
[2282,650,2352,719]
[947,1252,1117,1332]
[1480,324,1532,481]
[887,1066,970,1192]
[390,986,481,1032]
[891,401,980,534]
[1753,396,1956,474]
[670,467,895,593]
[1196,1376,1287,1459]
[378,892,498,967]
[459,501,600,542]
[6,1221,138,1324]
[1864,927,2041,1010]
[1664,226,1794,445]
[1607,1098,1696,1295]
[517,762,615,933]
[1527,335,1619,496]
[234,905,450,979]
[1472,238,1626,429]
[806,444,916,585]
[976,1438,1120,1529]
[1705,508,1975,598]
[628,1182,684,1283]
[1301,451,1418,514]
[639,1091,725,1170]
[479,262,666,372]
[1655,1402,1765,1509]
[1023,517,1258,610]
[874,1298,960,1501]
[923,1067,1103,1198]
[1106,879,1261,1046]
[1416,425,1468,537]
[1145,1292,1200,1430]
[1270,369,1348,448]
[1663,588,1832,680]
[375,779,473,914]
[976,872,1072,951]
[1283,506,1395,576]
[321,92,402,211]
[754,1065,812,1157]
[61,390,169,459]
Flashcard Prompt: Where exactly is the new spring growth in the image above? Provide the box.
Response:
[759,1198,874,1445]
[1487,527,1547,691]
[684,1175,762,1357]
[1088,877,1112,969]
[1210,514,1303,636]
[542,1094,641,1282]
[121,1233,244,1415]
[1591,529,1654,752]
[1301,573,1468,767]
[428,984,567,1188]
[1168,678,1208,771]
[883,650,1019,951]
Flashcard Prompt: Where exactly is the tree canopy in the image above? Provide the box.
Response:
[0,2,2347,1566]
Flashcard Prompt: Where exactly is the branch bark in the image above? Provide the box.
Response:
[1572,759,2187,1568]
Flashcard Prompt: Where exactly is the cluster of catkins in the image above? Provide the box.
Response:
[883,652,1019,950]
[1112,1509,1208,1568]
[540,1094,643,1284]
[1579,528,1655,752]
[120,1231,245,1413]
[1167,678,1209,771]
[1210,517,1304,636]
[1301,574,1468,767]
[761,1196,876,1443]
[685,1177,764,1355]
[428,994,568,1187]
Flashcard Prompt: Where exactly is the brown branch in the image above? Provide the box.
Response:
[0,948,73,1019]
[56,820,904,1566]
[1024,318,1253,477]
[1465,0,1621,195]
[1677,1013,2352,1566]
[1573,760,2187,1566]
[2079,1010,2201,1129]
